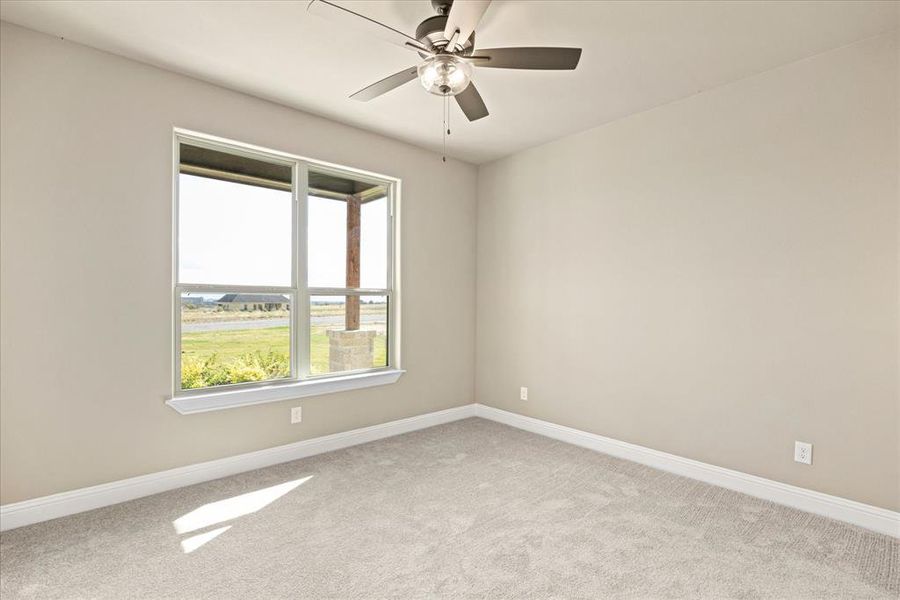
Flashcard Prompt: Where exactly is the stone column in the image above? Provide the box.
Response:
[327,329,376,372]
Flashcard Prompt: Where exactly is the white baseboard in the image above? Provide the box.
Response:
[0,404,477,532]
[4,403,897,538]
[475,404,899,538]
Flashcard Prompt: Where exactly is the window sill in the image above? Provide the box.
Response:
[167,369,405,415]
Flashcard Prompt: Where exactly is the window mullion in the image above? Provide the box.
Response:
[307,288,390,296]
[297,160,310,380]
[176,283,295,294]
[387,182,398,370]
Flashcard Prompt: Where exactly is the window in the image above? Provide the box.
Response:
[171,131,400,412]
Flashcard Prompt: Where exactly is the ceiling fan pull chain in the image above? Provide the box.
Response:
[442,94,448,162]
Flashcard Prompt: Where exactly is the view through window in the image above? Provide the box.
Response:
[176,138,394,392]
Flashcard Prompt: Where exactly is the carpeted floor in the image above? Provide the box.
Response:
[1,418,897,599]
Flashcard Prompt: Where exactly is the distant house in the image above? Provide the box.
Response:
[216,293,289,311]
[181,295,220,307]
[181,296,211,307]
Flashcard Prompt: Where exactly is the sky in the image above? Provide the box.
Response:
[178,174,388,296]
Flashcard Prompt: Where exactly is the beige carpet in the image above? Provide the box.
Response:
[1,418,897,599]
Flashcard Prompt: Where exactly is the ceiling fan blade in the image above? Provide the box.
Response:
[350,67,419,101]
[469,47,582,70]
[307,0,431,54]
[455,82,489,122]
[443,0,491,49]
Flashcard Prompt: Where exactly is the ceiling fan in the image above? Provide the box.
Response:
[307,0,583,122]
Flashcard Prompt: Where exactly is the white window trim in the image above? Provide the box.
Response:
[169,129,402,413]
[167,369,406,415]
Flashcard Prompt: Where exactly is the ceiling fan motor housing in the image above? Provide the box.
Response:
[416,15,475,55]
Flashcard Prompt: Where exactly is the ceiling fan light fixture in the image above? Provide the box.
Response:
[417,54,472,96]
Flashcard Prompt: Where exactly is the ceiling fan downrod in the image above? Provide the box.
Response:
[431,0,453,17]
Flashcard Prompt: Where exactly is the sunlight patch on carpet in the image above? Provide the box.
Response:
[173,476,312,535]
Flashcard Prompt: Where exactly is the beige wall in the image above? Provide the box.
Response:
[2,22,898,514]
[476,33,899,511]
[0,23,477,505]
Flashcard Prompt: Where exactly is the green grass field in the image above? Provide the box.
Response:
[181,325,387,388]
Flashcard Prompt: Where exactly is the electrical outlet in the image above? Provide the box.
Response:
[291,406,302,424]
[520,387,528,401]
[794,441,812,465]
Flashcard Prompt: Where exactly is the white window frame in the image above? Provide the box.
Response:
[168,129,403,415]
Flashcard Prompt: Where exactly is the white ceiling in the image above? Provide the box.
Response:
[1,1,896,164]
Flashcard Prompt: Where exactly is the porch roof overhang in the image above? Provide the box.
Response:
[179,144,386,202]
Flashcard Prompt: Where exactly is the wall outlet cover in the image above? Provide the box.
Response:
[520,387,528,401]
[794,441,812,465]
[291,406,302,424]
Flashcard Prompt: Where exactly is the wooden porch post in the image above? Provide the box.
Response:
[345,194,361,330]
